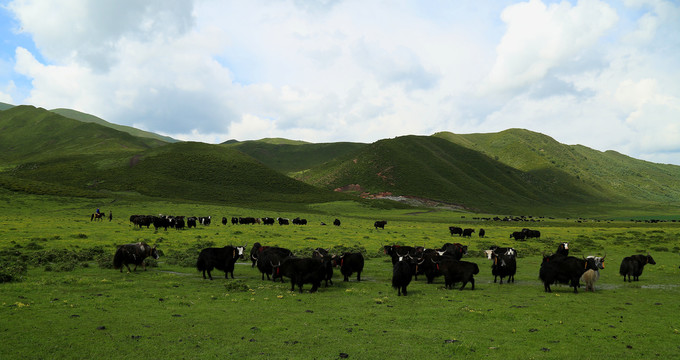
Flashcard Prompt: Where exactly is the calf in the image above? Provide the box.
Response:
[392,255,414,296]
[619,254,656,282]
[581,255,605,292]
[335,252,364,282]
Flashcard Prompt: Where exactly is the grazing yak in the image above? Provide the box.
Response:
[439,259,479,290]
[619,254,656,282]
[335,252,364,282]
[312,248,334,287]
[440,243,467,260]
[255,246,294,281]
[392,255,414,296]
[272,257,326,293]
[333,219,341,226]
[113,242,159,273]
[462,228,475,237]
[374,220,387,229]
[448,226,463,236]
[491,250,516,284]
[384,245,418,265]
[196,245,246,280]
[539,256,599,293]
[292,217,308,225]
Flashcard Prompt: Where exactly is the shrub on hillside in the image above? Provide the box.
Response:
[0,260,28,283]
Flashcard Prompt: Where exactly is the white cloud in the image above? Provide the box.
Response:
[482,0,618,95]
[3,0,680,164]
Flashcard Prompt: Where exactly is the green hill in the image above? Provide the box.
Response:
[293,135,619,214]
[225,140,366,174]
[0,102,14,111]
[434,129,680,204]
[51,108,178,143]
[8,141,343,205]
[3,105,680,215]
[0,106,347,206]
[0,105,166,164]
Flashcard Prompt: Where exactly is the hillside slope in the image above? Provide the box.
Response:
[435,129,680,203]
[0,105,166,163]
[293,135,615,213]
[0,106,347,205]
[51,108,177,143]
[225,140,366,174]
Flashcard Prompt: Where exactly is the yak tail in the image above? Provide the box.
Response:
[113,248,124,269]
[619,261,629,276]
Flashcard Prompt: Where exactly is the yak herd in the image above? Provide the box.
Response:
[113,217,663,295]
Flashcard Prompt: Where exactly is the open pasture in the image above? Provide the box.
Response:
[1,193,680,359]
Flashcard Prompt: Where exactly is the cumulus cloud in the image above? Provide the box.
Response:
[482,0,618,95]
[3,0,680,164]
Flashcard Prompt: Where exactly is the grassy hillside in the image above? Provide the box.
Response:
[435,129,680,204]
[51,108,178,143]
[4,141,349,206]
[0,102,14,111]
[0,106,351,206]
[293,135,617,214]
[0,105,166,163]
[3,104,680,216]
[225,140,366,174]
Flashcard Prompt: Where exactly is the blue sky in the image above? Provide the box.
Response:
[1,0,679,164]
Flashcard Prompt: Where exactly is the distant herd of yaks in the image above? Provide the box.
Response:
[112,217,663,295]
[127,214,343,229]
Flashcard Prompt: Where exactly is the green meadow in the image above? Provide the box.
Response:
[1,191,680,359]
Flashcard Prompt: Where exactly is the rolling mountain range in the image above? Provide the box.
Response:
[1,104,679,216]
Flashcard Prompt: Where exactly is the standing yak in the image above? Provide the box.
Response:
[619,254,656,282]
[113,242,159,273]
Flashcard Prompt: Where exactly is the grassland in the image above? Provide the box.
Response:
[1,191,679,359]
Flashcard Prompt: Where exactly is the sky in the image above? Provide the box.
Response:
[0,0,679,164]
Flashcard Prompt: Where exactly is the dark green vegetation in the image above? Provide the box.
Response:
[2,104,680,216]
[225,139,365,174]
[1,192,679,359]
[51,108,178,143]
